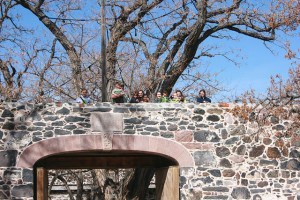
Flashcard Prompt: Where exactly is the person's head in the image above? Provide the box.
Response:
[143,95,149,102]
[176,89,185,100]
[199,89,206,97]
[162,91,168,97]
[172,92,178,99]
[176,90,183,97]
[138,90,144,98]
[156,92,162,99]
[115,82,123,89]
[133,91,138,98]
[81,89,88,97]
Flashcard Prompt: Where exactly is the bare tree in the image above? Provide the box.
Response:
[231,64,300,141]
[104,0,300,95]
[0,1,299,198]
[3,0,299,100]
[15,0,84,95]
[48,168,155,200]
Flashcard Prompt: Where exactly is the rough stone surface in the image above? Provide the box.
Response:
[0,102,298,200]
[91,112,123,132]
[263,138,272,145]
[11,184,33,197]
[1,109,14,118]
[236,145,246,155]
[259,159,278,166]
[230,125,246,135]
[194,130,220,142]
[56,107,70,115]
[222,169,235,177]
[267,147,281,159]
[281,159,300,170]
[0,150,18,167]
[192,115,203,121]
[175,131,193,142]
[291,135,300,147]
[2,122,15,130]
[216,147,230,157]
[194,151,216,166]
[207,108,223,115]
[194,108,205,115]
[208,169,221,177]
[206,115,220,122]
[231,187,251,199]
[225,137,239,145]
[249,145,265,157]
[290,150,300,158]
[22,169,33,183]
[219,158,232,168]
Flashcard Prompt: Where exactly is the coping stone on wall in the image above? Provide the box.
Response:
[91,112,123,132]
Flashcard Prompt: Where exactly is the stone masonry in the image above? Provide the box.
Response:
[0,102,299,199]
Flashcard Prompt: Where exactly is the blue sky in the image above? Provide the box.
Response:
[208,34,298,101]
[7,2,299,102]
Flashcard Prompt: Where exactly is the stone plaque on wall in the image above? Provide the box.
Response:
[91,112,123,132]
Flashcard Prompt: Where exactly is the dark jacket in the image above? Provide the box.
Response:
[196,96,211,103]
[129,97,139,103]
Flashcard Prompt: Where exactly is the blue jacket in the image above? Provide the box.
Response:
[196,97,211,103]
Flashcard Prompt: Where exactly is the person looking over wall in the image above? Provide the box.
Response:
[129,91,139,103]
[111,82,126,103]
[161,91,170,102]
[171,92,180,103]
[76,89,92,104]
[197,89,211,103]
[154,91,162,103]
[141,94,150,103]
[176,90,186,103]
[137,90,144,103]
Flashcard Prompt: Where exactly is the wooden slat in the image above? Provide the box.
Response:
[155,166,179,200]
[36,167,48,200]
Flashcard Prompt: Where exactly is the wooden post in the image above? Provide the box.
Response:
[155,166,179,200]
[36,167,48,200]
[100,0,107,102]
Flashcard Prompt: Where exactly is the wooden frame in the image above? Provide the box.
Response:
[156,166,180,200]
[36,167,48,200]
[35,152,180,200]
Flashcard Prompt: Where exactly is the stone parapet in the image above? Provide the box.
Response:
[0,102,299,199]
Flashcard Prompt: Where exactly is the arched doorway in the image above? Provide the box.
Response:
[17,135,194,200]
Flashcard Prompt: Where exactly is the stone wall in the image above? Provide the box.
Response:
[0,102,299,199]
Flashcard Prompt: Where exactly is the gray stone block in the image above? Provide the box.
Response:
[194,151,216,166]
[281,159,300,170]
[22,169,33,183]
[91,112,123,132]
[1,109,14,118]
[206,115,220,122]
[11,184,33,197]
[56,107,70,115]
[0,150,18,167]
[231,187,250,199]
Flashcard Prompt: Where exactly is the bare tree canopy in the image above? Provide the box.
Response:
[0,0,299,102]
[1,1,299,198]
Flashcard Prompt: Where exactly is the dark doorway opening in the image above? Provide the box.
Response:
[34,151,179,200]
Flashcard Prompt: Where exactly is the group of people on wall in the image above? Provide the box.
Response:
[76,81,211,105]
